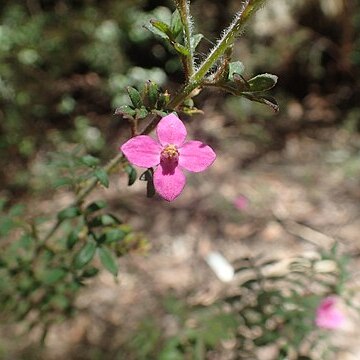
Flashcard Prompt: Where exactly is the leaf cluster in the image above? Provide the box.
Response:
[0,197,147,340]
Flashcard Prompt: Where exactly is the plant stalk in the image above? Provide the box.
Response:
[175,0,194,78]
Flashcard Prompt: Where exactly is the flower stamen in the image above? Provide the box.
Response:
[161,144,179,161]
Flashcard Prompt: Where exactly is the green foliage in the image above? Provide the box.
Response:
[98,247,118,276]
[124,247,351,359]
[74,238,97,269]
[0,196,147,339]
[94,168,109,188]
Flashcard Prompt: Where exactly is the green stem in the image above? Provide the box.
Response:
[192,0,251,83]
[176,0,194,78]
[170,0,263,107]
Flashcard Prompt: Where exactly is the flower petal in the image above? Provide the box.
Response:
[153,162,186,201]
[120,135,161,168]
[179,140,216,172]
[315,296,345,330]
[156,114,187,146]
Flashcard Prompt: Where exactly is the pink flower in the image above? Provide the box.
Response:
[315,296,345,330]
[234,195,249,211]
[120,114,216,201]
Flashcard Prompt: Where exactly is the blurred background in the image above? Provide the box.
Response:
[1,0,360,358]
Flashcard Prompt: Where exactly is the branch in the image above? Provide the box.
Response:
[174,0,195,78]
[170,0,266,106]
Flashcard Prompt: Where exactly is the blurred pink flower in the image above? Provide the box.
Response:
[315,296,345,330]
[234,195,249,210]
[121,114,216,201]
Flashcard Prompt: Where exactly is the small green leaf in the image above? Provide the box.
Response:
[147,178,156,198]
[228,61,245,81]
[139,169,156,198]
[81,154,100,167]
[148,81,159,108]
[85,200,107,214]
[124,164,137,186]
[98,247,118,276]
[146,22,170,40]
[247,73,278,92]
[104,228,127,244]
[95,169,109,188]
[81,267,99,278]
[191,34,204,50]
[150,20,172,38]
[89,214,121,227]
[127,86,142,108]
[41,268,67,285]
[66,231,78,250]
[135,106,148,120]
[170,9,182,38]
[114,105,136,119]
[58,206,81,221]
[174,43,190,56]
[157,91,170,109]
[139,168,153,182]
[74,239,97,269]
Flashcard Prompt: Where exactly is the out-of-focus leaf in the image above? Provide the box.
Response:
[66,231,78,250]
[9,204,25,217]
[81,155,100,167]
[74,239,97,269]
[253,331,280,346]
[98,247,118,276]
[94,168,109,188]
[89,214,121,227]
[58,206,81,221]
[104,228,127,243]
[85,200,107,214]
[124,164,137,186]
[41,268,67,285]
[82,267,99,278]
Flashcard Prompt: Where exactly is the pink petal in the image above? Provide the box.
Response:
[234,195,249,211]
[315,296,345,330]
[156,114,187,146]
[120,135,161,168]
[153,162,186,201]
[178,140,216,172]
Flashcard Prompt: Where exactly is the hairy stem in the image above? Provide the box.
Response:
[175,0,194,78]
[192,0,250,83]
[170,0,264,106]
